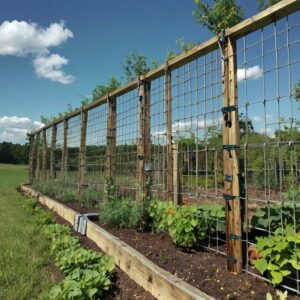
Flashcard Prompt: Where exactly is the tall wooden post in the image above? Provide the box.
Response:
[136,77,152,201]
[50,124,57,179]
[105,97,116,179]
[42,129,47,180]
[78,109,88,200]
[222,37,243,273]
[165,67,174,202]
[61,119,68,180]
[35,132,41,180]
[28,134,35,184]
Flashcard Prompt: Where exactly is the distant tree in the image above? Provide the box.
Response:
[294,80,300,102]
[92,77,121,101]
[0,142,29,164]
[123,51,150,82]
[193,0,244,35]
[258,0,282,12]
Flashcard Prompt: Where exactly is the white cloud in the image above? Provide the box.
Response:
[258,127,275,138]
[252,114,272,122]
[0,20,74,84]
[0,20,73,56]
[237,65,263,82]
[33,54,74,84]
[0,116,44,143]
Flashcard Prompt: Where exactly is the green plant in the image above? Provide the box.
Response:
[34,208,55,226]
[123,50,150,82]
[100,197,144,229]
[47,268,112,300]
[193,0,244,35]
[167,204,204,248]
[22,197,38,212]
[148,199,174,233]
[56,248,104,274]
[254,226,300,285]
[251,188,300,232]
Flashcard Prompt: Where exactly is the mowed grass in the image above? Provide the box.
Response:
[0,164,54,299]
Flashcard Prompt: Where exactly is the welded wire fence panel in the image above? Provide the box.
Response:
[66,115,81,185]
[85,103,108,194]
[115,89,139,197]
[236,11,300,293]
[150,76,167,199]
[171,51,225,253]
[45,127,52,179]
[55,122,63,179]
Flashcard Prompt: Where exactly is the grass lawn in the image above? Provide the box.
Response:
[0,164,55,300]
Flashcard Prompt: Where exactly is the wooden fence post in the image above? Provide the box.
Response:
[50,124,57,179]
[35,132,41,180]
[173,142,181,204]
[105,96,116,180]
[136,77,152,201]
[28,134,35,184]
[165,67,174,203]
[222,37,243,273]
[78,109,88,200]
[61,119,68,180]
[42,129,47,180]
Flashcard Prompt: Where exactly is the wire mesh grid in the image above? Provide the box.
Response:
[66,114,81,186]
[236,11,300,293]
[85,103,108,193]
[45,127,52,179]
[150,76,168,200]
[115,89,139,198]
[171,50,226,254]
[54,122,64,180]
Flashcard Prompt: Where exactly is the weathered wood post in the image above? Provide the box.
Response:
[35,131,41,180]
[42,129,47,180]
[173,142,181,204]
[61,119,68,180]
[50,124,57,179]
[28,133,35,184]
[136,76,152,201]
[222,37,243,273]
[165,66,174,203]
[78,109,88,201]
[105,96,116,180]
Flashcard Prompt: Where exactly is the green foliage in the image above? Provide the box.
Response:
[254,226,300,285]
[193,0,244,35]
[92,77,121,101]
[258,0,282,12]
[176,38,195,52]
[32,180,78,203]
[47,268,112,300]
[123,50,150,82]
[148,199,174,233]
[34,207,55,226]
[148,200,225,248]
[294,80,300,102]
[168,204,226,248]
[0,142,29,164]
[100,197,145,229]
[251,187,300,232]
[44,223,115,299]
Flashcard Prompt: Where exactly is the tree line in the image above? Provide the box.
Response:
[0,142,29,164]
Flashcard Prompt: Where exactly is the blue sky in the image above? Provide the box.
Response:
[0,0,297,144]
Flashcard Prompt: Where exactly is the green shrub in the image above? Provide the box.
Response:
[80,188,102,208]
[254,226,300,285]
[100,197,144,229]
[34,208,55,226]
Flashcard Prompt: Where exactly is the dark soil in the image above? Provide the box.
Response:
[38,203,155,300]
[64,201,300,300]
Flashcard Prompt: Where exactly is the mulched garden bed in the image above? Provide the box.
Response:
[37,202,155,300]
[63,202,299,300]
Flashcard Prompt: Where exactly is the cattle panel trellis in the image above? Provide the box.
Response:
[29,0,300,294]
